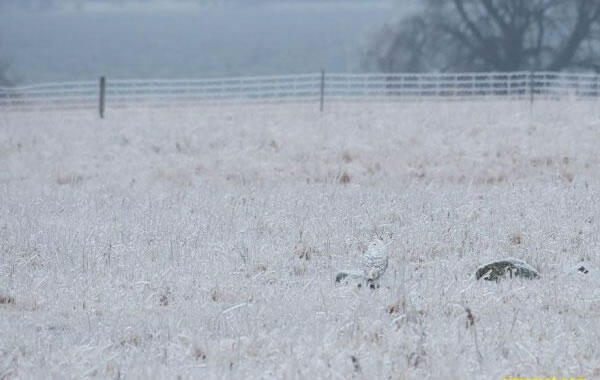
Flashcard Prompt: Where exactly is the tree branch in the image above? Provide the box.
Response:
[547,1,600,70]
[481,0,509,34]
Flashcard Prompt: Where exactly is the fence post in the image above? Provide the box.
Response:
[528,71,534,104]
[320,69,325,112]
[99,76,106,119]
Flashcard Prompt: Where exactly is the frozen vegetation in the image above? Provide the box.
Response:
[1,100,600,378]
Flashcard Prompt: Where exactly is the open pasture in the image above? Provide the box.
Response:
[1,101,600,379]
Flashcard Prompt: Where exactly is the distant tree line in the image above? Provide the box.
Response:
[367,0,600,73]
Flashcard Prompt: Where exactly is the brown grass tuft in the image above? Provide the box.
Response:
[56,174,84,185]
[387,301,405,315]
[342,152,353,163]
[192,347,207,361]
[510,233,524,245]
[0,294,15,305]
[339,172,351,184]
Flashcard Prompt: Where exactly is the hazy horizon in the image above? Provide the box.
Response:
[0,1,415,84]
[0,0,400,12]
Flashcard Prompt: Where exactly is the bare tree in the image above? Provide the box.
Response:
[367,0,600,73]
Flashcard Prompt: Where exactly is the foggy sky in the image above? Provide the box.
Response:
[0,0,409,84]
[0,0,398,12]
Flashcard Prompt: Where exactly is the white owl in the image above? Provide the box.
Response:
[361,238,389,288]
[335,237,389,289]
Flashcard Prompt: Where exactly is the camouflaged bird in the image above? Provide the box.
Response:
[361,238,389,288]
[335,238,390,289]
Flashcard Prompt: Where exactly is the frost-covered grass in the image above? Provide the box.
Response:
[1,101,600,379]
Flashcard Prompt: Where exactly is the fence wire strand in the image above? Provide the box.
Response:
[1,71,599,111]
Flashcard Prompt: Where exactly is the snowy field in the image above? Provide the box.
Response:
[1,100,600,379]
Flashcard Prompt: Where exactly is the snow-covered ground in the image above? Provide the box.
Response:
[1,101,599,379]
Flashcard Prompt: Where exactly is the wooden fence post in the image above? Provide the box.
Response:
[320,70,325,112]
[99,76,106,119]
[529,71,534,104]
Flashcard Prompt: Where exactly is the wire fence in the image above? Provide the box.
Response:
[1,71,599,114]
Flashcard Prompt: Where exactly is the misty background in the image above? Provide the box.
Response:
[0,0,416,84]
